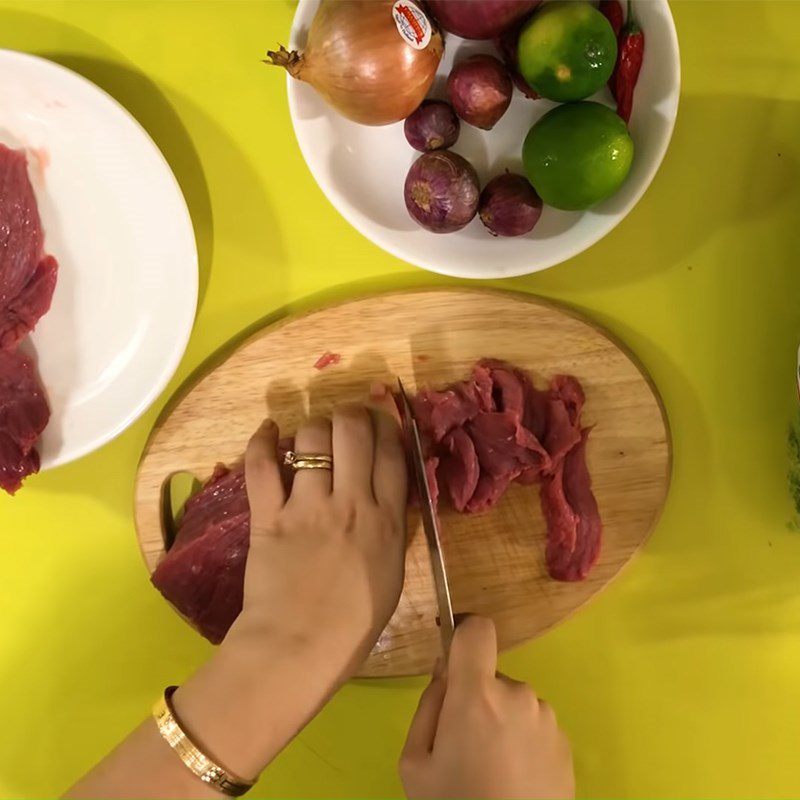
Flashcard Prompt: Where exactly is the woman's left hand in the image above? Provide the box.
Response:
[65,389,410,798]
[228,387,408,677]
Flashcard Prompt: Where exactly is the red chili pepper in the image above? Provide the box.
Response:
[599,0,624,37]
[612,0,645,123]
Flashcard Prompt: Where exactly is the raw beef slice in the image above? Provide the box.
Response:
[0,349,50,494]
[0,144,43,307]
[542,375,584,465]
[0,146,59,494]
[0,146,59,350]
[541,429,601,581]
[413,384,484,444]
[0,255,58,351]
[438,427,479,512]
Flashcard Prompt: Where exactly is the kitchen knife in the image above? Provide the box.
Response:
[397,379,456,659]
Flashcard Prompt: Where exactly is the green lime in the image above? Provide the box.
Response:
[522,102,634,210]
[517,1,617,102]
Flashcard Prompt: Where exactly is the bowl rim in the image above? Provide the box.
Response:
[286,0,681,279]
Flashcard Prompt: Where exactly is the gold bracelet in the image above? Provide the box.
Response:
[153,686,256,797]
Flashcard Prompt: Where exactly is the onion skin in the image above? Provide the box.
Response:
[479,173,542,236]
[265,0,443,126]
[447,54,513,130]
[404,100,460,151]
[404,150,480,233]
[428,0,541,39]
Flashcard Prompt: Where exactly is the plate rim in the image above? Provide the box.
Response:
[0,48,199,470]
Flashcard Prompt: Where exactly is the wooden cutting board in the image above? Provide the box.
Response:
[135,289,670,676]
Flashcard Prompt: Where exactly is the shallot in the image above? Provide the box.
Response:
[447,55,513,130]
[404,101,460,152]
[404,151,480,233]
[479,173,542,237]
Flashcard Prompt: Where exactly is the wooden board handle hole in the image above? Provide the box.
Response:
[160,471,202,551]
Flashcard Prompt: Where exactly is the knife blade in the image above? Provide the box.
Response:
[397,378,456,659]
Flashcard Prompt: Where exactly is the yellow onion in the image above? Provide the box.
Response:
[265,0,444,126]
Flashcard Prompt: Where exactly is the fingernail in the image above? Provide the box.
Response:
[369,381,388,400]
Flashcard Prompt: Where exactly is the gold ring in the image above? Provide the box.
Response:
[283,451,333,471]
[292,460,333,471]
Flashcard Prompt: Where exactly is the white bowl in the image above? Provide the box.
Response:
[287,0,680,279]
[0,50,198,469]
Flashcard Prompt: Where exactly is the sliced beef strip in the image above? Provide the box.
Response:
[469,411,548,478]
[412,385,482,444]
[540,457,579,560]
[471,363,495,412]
[478,360,550,486]
[478,359,526,421]
[465,470,518,514]
[519,369,549,442]
[542,428,601,581]
[542,374,585,468]
[425,456,440,509]
[462,411,549,511]
[438,427,479,512]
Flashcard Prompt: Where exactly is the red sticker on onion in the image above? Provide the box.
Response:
[392,1,432,49]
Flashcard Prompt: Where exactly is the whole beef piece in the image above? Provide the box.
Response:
[151,360,603,644]
[0,349,50,494]
[0,145,59,494]
[151,465,250,644]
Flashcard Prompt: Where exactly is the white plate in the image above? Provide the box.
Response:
[287,0,680,279]
[0,50,198,469]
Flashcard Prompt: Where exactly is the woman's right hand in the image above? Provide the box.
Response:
[399,616,575,800]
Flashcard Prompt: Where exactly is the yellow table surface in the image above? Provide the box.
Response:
[1,1,799,797]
